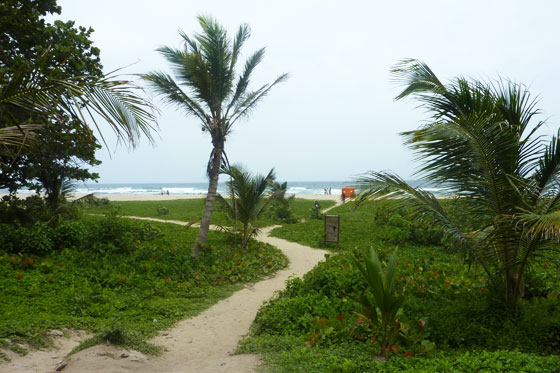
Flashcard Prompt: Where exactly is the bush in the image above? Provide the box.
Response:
[157,206,169,216]
[267,204,298,224]
[0,195,49,226]
[0,222,54,255]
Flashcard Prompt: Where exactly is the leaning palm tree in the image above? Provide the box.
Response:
[217,164,276,250]
[143,16,287,258]
[356,59,560,309]
[0,52,157,152]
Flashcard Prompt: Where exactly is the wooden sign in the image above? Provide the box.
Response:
[324,215,340,245]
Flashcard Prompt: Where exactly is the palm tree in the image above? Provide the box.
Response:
[356,59,560,309]
[142,16,287,258]
[217,164,276,250]
[0,53,157,152]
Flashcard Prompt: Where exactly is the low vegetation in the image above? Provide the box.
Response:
[0,211,287,359]
[84,197,334,227]
[241,200,560,371]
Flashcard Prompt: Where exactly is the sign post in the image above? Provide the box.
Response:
[324,215,340,247]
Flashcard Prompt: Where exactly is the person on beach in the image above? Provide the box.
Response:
[341,192,346,203]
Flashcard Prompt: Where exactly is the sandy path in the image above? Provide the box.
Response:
[2,219,328,373]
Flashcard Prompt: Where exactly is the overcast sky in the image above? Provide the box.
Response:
[49,0,560,183]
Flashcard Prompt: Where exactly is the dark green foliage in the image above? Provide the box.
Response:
[0,0,103,195]
[357,60,560,308]
[0,215,288,353]
[248,199,560,371]
[0,195,50,226]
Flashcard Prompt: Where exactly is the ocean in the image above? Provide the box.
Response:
[68,180,444,196]
[72,181,352,196]
[2,180,445,196]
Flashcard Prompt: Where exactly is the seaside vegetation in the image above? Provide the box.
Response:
[356,59,560,309]
[239,63,560,371]
[2,2,559,371]
[0,210,287,359]
[84,197,335,227]
[240,200,560,371]
[217,165,278,249]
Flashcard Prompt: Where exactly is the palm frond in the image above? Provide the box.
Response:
[228,73,289,129]
[0,124,41,148]
[354,171,469,248]
[142,71,209,124]
[1,58,158,148]
[224,48,265,118]
[391,59,445,100]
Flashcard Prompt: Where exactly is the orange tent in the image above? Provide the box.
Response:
[341,187,355,198]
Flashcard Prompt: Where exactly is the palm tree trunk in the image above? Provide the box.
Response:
[193,145,223,258]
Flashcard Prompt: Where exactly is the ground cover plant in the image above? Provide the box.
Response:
[242,200,560,371]
[84,197,334,227]
[0,213,287,360]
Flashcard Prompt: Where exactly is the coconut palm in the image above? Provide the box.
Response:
[0,53,157,152]
[142,16,287,258]
[356,59,560,308]
[217,164,276,250]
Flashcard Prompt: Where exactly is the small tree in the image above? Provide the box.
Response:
[267,180,298,223]
[217,165,276,249]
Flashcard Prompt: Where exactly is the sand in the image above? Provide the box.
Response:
[1,192,341,202]
[0,212,334,373]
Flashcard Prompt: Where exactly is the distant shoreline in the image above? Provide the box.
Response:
[0,192,342,202]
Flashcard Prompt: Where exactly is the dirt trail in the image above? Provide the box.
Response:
[2,219,328,373]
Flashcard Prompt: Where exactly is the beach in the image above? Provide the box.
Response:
[0,192,342,202]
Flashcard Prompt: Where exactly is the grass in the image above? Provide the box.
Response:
[0,215,288,358]
[84,197,335,227]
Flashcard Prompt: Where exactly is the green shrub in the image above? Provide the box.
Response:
[0,222,54,255]
[157,206,169,216]
[0,215,288,352]
[267,204,299,224]
[53,220,88,250]
[309,202,324,220]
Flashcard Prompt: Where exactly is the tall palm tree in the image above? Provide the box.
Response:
[356,59,560,309]
[0,53,157,152]
[143,16,288,258]
[217,164,276,250]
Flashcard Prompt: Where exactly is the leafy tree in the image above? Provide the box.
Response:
[356,59,560,309]
[143,16,287,258]
[217,165,276,250]
[0,0,157,190]
[18,119,101,212]
[0,0,101,78]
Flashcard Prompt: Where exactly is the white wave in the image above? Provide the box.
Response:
[160,187,207,194]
